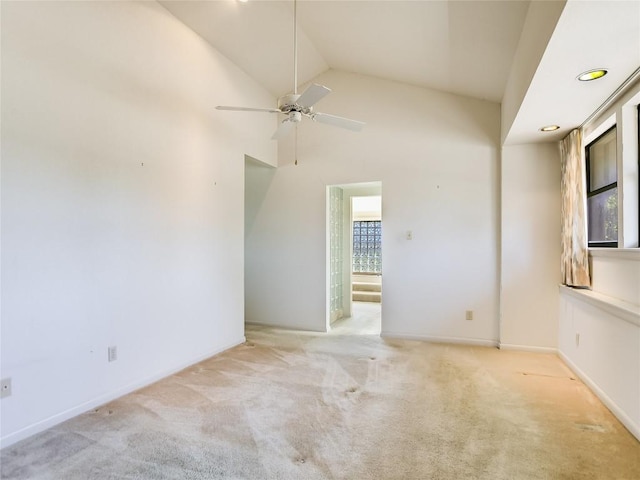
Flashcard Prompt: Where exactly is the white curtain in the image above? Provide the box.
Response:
[560,129,591,287]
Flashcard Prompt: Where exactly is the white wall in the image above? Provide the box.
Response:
[590,252,640,305]
[352,195,382,221]
[559,286,640,440]
[245,156,276,240]
[557,76,640,442]
[500,144,561,351]
[245,70,501,344]
[1,1,276,447]
[501,0,566,145]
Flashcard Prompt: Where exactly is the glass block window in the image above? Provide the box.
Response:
[329,187,344,318]
[353,221,382,273]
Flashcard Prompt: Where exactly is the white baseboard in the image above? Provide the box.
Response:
[558,350,640,442]
[245,321,327,333]
[499,343,558,354]
[0,337,246,449]
[381,331,498,348]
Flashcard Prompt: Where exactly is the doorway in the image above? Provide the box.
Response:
[326,182,382,334]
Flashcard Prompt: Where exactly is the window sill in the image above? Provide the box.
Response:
[589,248,640,261]
[559,284,640,327]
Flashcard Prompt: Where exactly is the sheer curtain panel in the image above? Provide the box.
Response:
[560,129,591,287]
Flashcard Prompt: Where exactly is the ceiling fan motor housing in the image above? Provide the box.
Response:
[278,94,313,116]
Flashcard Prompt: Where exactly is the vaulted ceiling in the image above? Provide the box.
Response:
[160,0,640,145]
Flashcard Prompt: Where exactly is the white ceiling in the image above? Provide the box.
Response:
[506,0,640,145]
[160,0,640,145]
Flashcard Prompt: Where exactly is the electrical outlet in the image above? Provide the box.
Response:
[465,310,474,321]
[575,333,580,347]
[1,378,12,398]
[108,346,118,362]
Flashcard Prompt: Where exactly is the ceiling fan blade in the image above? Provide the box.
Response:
[311,113,365,132]
[216,106,281,113]
[296,84,331,108]
[271,119,295,140]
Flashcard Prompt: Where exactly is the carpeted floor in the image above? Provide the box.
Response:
[2,306,639,479]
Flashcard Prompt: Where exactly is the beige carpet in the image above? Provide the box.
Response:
[2,319,639,479]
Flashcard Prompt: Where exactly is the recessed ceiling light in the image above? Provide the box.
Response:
[577,69,608,82]
[540,125,560,132]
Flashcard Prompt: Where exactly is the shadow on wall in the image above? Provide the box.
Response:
[245,154,276,238]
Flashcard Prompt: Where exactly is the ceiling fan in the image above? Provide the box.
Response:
[215,0,365,140]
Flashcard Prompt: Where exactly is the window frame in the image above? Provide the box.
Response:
[586,125,618,248]
[637,104,640,241]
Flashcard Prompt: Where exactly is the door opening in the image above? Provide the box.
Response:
[326,182,382,335]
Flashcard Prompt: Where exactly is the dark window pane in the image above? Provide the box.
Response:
[588,188,618,243]
[588,128,617,191]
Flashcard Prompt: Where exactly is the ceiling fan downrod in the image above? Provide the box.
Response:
[215,0,365,140]
[293,0,298,95]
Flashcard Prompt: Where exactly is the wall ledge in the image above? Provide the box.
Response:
[589,248,640,260]
[559,284,640,327]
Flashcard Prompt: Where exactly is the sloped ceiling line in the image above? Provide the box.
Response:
[160,0,640,145]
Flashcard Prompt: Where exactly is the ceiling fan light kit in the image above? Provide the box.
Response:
[215,0,365,141]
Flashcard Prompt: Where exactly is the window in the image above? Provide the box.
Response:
[352,221,381,273]
[586,126,618,247]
